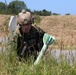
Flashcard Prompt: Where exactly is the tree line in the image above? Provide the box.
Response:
[0,0,60,16]
[0,1,70,15]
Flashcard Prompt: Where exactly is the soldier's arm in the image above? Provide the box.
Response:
[34,25,45,51]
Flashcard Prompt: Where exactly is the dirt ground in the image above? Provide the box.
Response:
[0,14,76,49]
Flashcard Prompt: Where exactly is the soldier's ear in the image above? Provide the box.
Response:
[31,15,34,24]
[18,24,21,27]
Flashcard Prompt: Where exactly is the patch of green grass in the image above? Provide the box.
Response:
[0,48,76,75]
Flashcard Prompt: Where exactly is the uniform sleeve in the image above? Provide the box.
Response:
[34,25,45,39]
[34,25,45,51]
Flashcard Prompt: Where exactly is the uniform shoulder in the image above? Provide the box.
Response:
[32,24,45,34]
[31,25,38,32]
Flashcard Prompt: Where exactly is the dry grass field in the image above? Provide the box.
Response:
[0,15,76,75]
[0,14,10,36]
[0,14,76,49]
[39,15,76,49]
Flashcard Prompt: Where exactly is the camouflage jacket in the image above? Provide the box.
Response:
[8,25,45,60]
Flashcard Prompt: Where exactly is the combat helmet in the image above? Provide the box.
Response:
[17,10,34,25]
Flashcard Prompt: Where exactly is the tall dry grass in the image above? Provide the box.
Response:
[0,48,76,75]
[0,15,76,49]
[39,15,76,50]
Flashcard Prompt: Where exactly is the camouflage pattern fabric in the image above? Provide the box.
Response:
[8,25,45,62]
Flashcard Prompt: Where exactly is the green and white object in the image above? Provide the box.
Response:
[34,33,55,65]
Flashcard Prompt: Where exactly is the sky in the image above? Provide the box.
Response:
[0,0,76,15]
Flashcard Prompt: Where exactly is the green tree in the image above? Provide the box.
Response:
[65,13,70,15]
[0,2,7,14]
[52,13,60,15]
[33,9,51,16]
[7,0,27,14]
[42,9,51,16]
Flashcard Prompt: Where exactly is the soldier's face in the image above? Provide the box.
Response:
[21,23,31,33]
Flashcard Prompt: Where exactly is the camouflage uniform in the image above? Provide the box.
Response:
[8,10,45,62]
[8,25,45,62]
